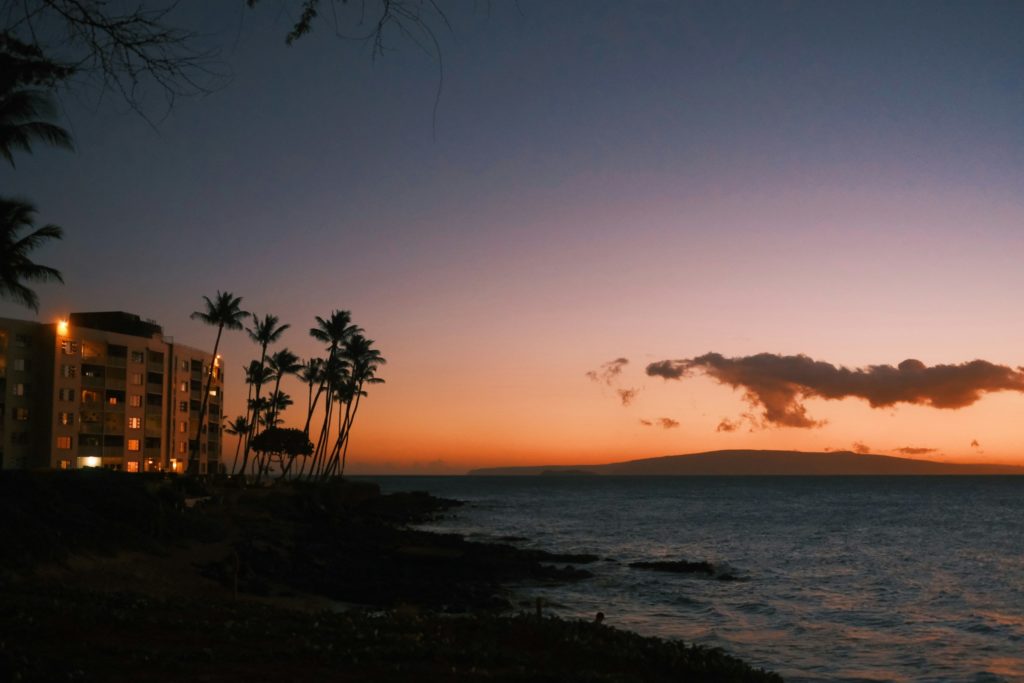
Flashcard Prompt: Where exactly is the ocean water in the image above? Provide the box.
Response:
[369,476,1024,682]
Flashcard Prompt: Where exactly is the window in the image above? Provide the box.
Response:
[180,381,188,392]
[130,372,143,385]
[130,351,144,363]
[14,358,27,371]
[108,344,127,358]
[14,333,29,347]
[128,417,141,429]
[146,393,162,407]
[178,421,186,433]
[61,364,76,378]
[57,436,72,449]
[148,351,164,364]
[82,364,104,378]
[58,388,75,401]
[145,437,160,449]
[13,407,29,421]
[147,372,162,385]
[129,395,142,408]
[81,341,102,359]
[178,442,186,454]
[180,359,189,371]
[13,382,26,396]
[59,412,74,426]
[61,340,79,355]
[127,439,140,452]
[59,459,71,470]
[126,461,139,473]
[179,401,188,413]
[81,390,100,404]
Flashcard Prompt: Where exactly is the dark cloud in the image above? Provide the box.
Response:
[852,441,872,454]
[586,357,629,385]
[617,388,639,406]
[646,352,1024,429]
[894,446,937,456]
[716,418,739,432]
[640,417,679,429]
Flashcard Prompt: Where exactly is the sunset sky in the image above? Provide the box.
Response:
[4,1,1024,471]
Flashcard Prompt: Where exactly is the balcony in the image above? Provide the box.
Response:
[78,445,101,457]
[102,447,124,458]
[82,375,105,389]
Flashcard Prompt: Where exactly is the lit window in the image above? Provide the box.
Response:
[180,381,188,392]
[13,407,29,421]
[57,436,72,449]
[61,340,79,355]
[178,442,186,454]
[59,412,74,425]
[59,459,71,470]
[126,461,139,473]
[79,456,101,468]
[131,351,144,363]
[14,358,27,371]
[180,359,189,371]
[127,439,141,452]
[129,395,142,408]
[128,417,142,429]
[131,373,143,385]
[81,390,100,403]
[179,421,187,433]
[14,383,26,396]
[61,364,76,378]
[179,401,188,413]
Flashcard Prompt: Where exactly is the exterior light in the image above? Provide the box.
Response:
[57,319,69,336]
[81,456,101,468]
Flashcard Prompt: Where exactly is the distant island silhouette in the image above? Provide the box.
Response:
[469,450,1024,476]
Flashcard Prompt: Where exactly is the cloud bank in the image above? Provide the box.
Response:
[646,352,1024,428]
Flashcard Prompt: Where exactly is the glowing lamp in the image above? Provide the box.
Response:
[57,319,69,336]
[81,456,101,468]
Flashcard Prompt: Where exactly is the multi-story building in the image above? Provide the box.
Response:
[0,311,223,473]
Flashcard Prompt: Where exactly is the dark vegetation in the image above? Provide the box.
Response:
[0,470,782,682]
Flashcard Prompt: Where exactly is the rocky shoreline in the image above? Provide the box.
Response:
[0,470,782,681]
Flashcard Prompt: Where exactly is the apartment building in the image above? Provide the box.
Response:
[0,311,223,473]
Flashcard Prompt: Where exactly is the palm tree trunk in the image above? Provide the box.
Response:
[189,324,223,476]
[339,383,365,477]
[238,344,268,477]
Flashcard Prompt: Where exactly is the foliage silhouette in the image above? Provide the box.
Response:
[0,197,63,311]
[189,291,249,475]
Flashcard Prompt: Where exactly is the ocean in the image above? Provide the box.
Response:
[369,475,1024,682]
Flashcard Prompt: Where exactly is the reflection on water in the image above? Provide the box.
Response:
[370,475,1024,682]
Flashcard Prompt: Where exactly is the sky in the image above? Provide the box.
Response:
[4,1,1024,472]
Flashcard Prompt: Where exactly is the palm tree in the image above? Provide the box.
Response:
[0,198,63,311]
[189,291,249,475]
[309,310,361,475]
[299,358,324,434]
[234,360,273,476]
[0,39,73,169]
[242,314,289,460]
[224,415,250,475]
[0,85,73,167]
[266,348,302,425]
[335,334,386,477]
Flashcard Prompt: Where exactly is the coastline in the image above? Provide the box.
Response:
[0,470,782,681]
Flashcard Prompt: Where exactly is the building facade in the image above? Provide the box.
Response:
[0,312,223,473]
